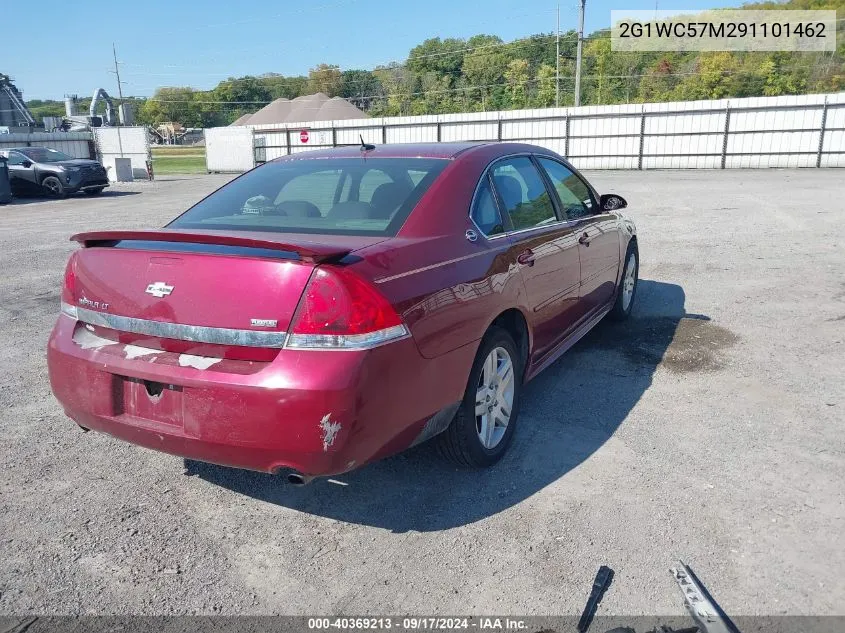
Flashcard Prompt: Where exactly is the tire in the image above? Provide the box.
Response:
[437,327,522,468]
[84,187,106,196]
[610,241,638,321]
[41,176,66,199]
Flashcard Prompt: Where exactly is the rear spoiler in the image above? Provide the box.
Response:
[70,230,351,264]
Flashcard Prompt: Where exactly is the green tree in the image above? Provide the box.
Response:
[760,52,809,96]
[306,64,343,96]
[504,59,530,109]
[533,63,557,107]
[25,100,66,124]
[674,52,740,100]
[407,37,466,79]
[135,87,218,127]
[213,76,271,104]
[85,0,845,123]
[371,64,415,116]
[637,58,678,102]
[261,74,308,99]
[340,70,383,110]
[411,72,461,115]
[462,36,509,110]
[210,76,271,124]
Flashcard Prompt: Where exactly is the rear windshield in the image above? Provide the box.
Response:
[168,157,448,236]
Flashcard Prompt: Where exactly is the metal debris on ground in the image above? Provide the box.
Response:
[578,565,615,633]
[671,561,741,633]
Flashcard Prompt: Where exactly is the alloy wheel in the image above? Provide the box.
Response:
[43,177,63,196]
[622,252,637,311]
[475,346,515,449]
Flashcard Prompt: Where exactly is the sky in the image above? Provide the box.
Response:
[6,0,730,101]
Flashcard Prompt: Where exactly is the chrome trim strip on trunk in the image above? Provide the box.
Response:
[71,305,288,348]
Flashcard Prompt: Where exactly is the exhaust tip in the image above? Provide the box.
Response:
[286,472,314,486]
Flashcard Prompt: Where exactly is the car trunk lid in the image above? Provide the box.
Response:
[66,229,386,360]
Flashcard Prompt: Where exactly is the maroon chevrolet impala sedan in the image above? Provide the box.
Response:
[47,142,638,482]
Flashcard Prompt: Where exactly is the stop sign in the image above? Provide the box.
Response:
[300,129,309,143]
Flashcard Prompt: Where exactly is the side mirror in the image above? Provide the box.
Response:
[599,193,627,211]
[21,161,32,168]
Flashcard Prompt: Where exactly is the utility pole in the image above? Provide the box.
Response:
[574,0,586,107]
[112,43,124,99]
[555,3,560,107]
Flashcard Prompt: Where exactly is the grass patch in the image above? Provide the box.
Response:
[151,145,207,174]
[151,145,206,157]
[152,155,207,174]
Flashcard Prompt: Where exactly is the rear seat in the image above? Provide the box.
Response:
[328,201,375,219]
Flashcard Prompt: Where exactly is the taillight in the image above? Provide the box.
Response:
[60,254,78,319]
[286,266,408,350]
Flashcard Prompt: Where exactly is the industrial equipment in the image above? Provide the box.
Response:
[60,89,117,131]
[0,74,36,129]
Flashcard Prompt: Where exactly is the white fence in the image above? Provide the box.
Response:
[206,92,845,172]
[0,132,94,159]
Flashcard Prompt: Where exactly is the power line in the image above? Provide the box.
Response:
[118,49,842,99]
[140,58,836,109]
[114,13,845,94]
[118,31,581,86]
[121,6,576,71]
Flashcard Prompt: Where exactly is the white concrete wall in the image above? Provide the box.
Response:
[0,132,93,159]
[93,127,150,181]
[205,92,845,172]
[204,126,255,171]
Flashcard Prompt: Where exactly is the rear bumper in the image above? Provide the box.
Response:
[47,315,473,476]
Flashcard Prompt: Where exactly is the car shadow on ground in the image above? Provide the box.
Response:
[7,190,141,205]
[187,279,713,532]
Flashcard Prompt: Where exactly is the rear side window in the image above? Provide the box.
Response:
[169,158,448,237]
[490,157,557,231]
[536,157,595,221]
[471,177,505,236]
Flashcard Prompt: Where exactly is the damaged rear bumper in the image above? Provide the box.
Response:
[47,315,472,476]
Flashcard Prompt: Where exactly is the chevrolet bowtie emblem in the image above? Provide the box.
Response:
[145,281,174,298]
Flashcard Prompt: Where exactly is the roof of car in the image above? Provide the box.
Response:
[274,142,495,161]
[0,147,46,153]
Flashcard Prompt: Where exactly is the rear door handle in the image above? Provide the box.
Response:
[517,249,535,266]
[578,232,591,246]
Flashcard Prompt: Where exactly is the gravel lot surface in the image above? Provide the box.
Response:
[0,170,842,618]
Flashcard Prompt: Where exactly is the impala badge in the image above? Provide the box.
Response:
[250,318,278,328]
[145,282,174,298]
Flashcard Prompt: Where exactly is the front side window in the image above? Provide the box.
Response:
[471,177,505,236]
[6,151,28,166]
[490,157,557,231]
[537,157,595,221]
[169,158,448,236]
